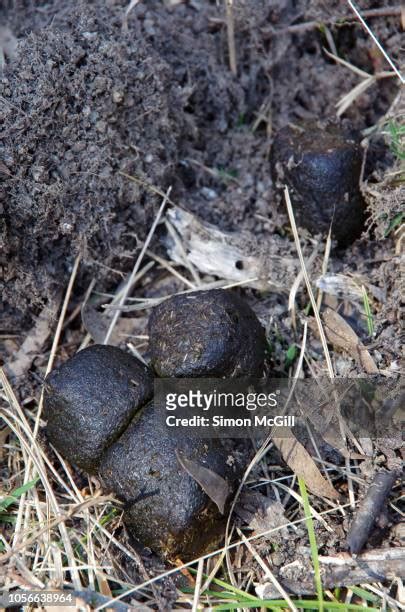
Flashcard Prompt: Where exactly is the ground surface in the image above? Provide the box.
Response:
[0,1,404,610]
[1,0,402,332]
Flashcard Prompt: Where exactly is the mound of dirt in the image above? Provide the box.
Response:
[0,0,401,333]
[0,3,183,329]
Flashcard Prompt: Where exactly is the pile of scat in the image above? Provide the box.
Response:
[44,289,266,561]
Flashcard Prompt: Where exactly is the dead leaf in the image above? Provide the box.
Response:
[96,572,113,599]
[322,308,378,374]
[5,296,60,378]
[236,490,288,539]
[316,274,384,303]
[176,450,230,513]
[0,426,10,460]
[82,301,148,345]
[81,302,109,344]
[273,428,340,500]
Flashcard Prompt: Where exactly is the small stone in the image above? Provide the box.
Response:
[112,90,124,104]
[99,401,241,560]
[44,345,153,473]
[148,289,267,378]
[272,120,366,246]
[31,165,47,182]
[60,222,73,234]
[96,120,107,133]
[391,522,405,544]
[201,186,217,201]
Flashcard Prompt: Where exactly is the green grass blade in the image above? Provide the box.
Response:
[211,600,380,611]
[0,477,39,511]
[361,285,374,337]
[185,566,382,611]
[387,119,405,159]
[349,586,380,603]
[182,587,253,600]
[298,477,323,611]
[384,211,404,237]
[187,568,259,602]
[0,513,17,524]
[286,344,298,368]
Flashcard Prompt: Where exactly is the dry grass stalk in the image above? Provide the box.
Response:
[103,188,171,344]
[237,527,298,611]
[324,49,398,116]
[225,0,237,75]
[95,500,355,608]
[284,187,334,378]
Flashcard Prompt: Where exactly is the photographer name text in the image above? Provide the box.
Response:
[166,414,295,428]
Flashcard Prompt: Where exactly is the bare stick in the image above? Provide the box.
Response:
[284,188,360,509]
[258,547,405,597]
[272,6,403,36]
[44,254,81,379]
[34,253,81,432]
[347,470,398,554]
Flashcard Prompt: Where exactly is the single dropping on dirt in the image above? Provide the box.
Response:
[99,400,241,561]
[43,345,153,473]
[148,289,267,378]
[272,119,366,246]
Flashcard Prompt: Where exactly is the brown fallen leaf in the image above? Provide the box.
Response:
[236,490,288,540]
[322,307,378,374]
[81,301,109,344]
[0,426,10,460]
[5,296,60,378]
[96,571,113,600]
[82,301,148,345]
[273,428,340,500]
[176,450,230,513]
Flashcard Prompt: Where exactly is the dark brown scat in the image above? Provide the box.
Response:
[148,289,267,378]
[43,344,153,473]
[272,119,366,246]
[99,401,241,561]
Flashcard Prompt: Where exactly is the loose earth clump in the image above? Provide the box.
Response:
[44,345,153,473]
[149,289,267,378]
[0,3,183,330]
[272,119,366,246]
